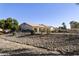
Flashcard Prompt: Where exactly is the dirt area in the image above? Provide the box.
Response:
[1,33,79,55]
[0,35,60,56]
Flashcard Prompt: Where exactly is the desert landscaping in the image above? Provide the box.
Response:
[0,32,79,56]
[0,17,78,56]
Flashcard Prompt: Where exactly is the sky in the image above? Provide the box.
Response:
[0,3,79,28]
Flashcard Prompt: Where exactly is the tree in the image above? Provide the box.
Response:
[0,17,19,33]
[4,17,13,29]
[62,22,67,29]
[11,19,19,31]
[70,21,79,29]
[0,19,5,30]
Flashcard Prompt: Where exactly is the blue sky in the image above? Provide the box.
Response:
[0,3,79,28]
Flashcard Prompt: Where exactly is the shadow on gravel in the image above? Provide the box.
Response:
[17,35,32,38]
[1,48,32,53]
[63,50,79,56]
[10,53,60,56]
[1,48,79,56]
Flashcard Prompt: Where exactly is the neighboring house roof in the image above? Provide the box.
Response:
[20,23,32,30]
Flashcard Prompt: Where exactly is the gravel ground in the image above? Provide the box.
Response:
[1,33,79,55]
[0,35,60,56]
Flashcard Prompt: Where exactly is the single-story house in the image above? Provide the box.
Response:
[20,23,55,34]
[19,23,34,35]
[29,23,48,34]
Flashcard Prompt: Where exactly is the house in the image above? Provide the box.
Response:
[20,23,32,31]
[29,23,48,34]
[20,23,55,34]
[48,26,55,33]
[19,23,34,35]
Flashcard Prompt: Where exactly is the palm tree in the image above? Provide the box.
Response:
[62,22,67,29]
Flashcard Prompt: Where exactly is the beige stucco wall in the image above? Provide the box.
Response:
[32,26,48,34]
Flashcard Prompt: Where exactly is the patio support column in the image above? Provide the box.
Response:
[37,27,39,33]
